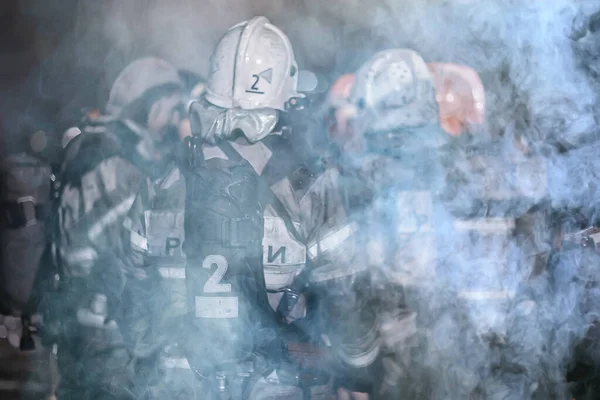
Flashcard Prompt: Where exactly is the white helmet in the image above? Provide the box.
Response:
[349,49,439,135]
[205,16,315,111]
[107,57,183,116]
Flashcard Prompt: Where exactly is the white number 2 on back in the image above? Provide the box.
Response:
[202,255,232,293]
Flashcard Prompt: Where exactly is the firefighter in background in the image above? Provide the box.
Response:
[54,57,186,399]
[428,62,549,309]
[325,54,550,398]
[54,74,200,398]
[122,70,207,399]
[326,62,485,145]
[427,62,551,398]
[326,60,541,299]
[326,49,449,399]
[426,62,515,320]
[183,16,382,399]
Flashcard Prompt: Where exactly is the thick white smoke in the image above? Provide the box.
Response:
[23,0,600,398]
[339,1,600,399]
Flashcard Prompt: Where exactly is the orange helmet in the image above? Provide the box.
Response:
[326,73,359,150]
[328,73,356,107]
[427,62,485,136]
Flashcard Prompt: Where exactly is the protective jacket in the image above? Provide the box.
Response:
[183,131,386,398]
[55,119,164,399]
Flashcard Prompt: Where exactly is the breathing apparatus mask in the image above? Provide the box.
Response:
[188,95,311,146]
[188,99,277,145]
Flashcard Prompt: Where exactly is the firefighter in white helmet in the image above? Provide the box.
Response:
[325,49,447,398]
[52,57,188,399]
[193,16,317,146]
[328,50,552,398]
[183,16,380,399]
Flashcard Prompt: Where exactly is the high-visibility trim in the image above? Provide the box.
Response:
[308,222,358,259]
[309,263,369,283]
[88,195,136,240]
[457,290,513,300]
[195,296,239,319]
[453,218,515,234]
[161,356,191,370]
[61,246,98,276]
[62,246,98,264]
[130,230,148,252]
[230,140,272,175]
[158,267,186,280]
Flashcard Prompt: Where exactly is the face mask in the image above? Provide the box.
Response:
[190,100,278,145]
[230,108,279,143]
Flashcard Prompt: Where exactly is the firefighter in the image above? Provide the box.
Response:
[182,16,383,399]
[53,57,186,399]
[326,53,551,398]
[325,49,451,399]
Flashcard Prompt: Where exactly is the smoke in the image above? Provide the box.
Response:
[6,0,600,398]
[67,0,600,398]
[327,1,600,399]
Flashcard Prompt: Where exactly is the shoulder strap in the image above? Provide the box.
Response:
[217,140,303,243]
[218,141,312,322]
